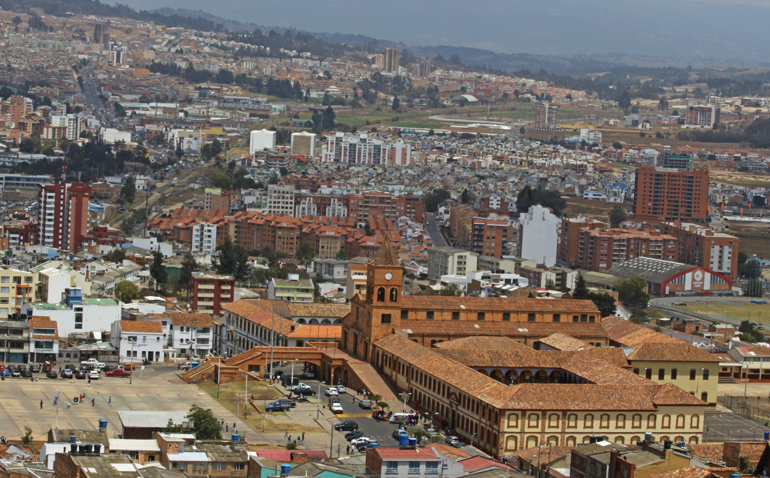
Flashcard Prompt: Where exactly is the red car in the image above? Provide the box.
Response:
[105,368,131,377]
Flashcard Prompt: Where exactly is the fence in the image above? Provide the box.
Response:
[722,394,770,424]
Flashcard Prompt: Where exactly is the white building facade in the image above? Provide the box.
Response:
[517,205,561,268]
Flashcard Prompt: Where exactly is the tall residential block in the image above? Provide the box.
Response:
[633,165,709,223]
[249,129,276,155]
[660,222,739,279]
[38,182,91,253]
[428,247,478,279]
[290,131,317,158]
[559,217,605,267]
[384,48,401,74]
[535,102,558,130]
[684,104,720,128]
[575,228,679,271]
[321,132,412,165]
[516,205,561,267]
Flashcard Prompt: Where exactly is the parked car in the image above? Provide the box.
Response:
[345,431,365,441]
[337,385,347,394]
[64,364,77,371]
[105,369,131,377]
[445,436,461,447]
[102,365,116,372]
[88,371,100,380]
[393,428,408,440]
[9,368,20,377]
[294,388,316,396]
[303,371,316,379]
[276,399,296,409]
[334,421,359,431]
[29,365,40,373]
[350,437,373,446]
[20,369,32,378]
[265,402,287,412]
[357,441,378,452]
[60,369,73,378]
[75,370,87,380]
[325,388,338,396]
[46,370,58,379]
[122,363,137,371]
[80,358,100,366]
[331,402,344,414]
[359,400,372,409]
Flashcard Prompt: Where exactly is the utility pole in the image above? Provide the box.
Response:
[269,309,275,380]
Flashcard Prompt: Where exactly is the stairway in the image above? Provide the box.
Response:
[718,377,736,384]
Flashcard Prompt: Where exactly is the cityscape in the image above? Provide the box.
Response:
[0,1,769,477]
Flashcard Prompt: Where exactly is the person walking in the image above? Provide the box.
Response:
[40,400,43,409]
[302,432,305,441]
[91,398,95,407]
[108,396,112,406]
[284,430,288,438]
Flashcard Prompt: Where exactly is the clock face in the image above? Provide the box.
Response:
[385,272,393,280]
[694,271,703,281]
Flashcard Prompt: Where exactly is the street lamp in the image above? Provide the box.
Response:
[236,393,240,434]
[239,370,249,419]
[400,392,411,413]
[129,340,135,385]
[317,382,325,420]
[290,359,299,389]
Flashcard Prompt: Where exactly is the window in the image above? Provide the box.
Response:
[671,369,678,380]
[0,288,8,294]
[589,315,596,323]
[658,369,665,380]
[502,313,510,321]
[580,314,588,323]
[689,369,696,380]
[233,463,245,471]
[426,462,439,475]
[128,451,139,459]
[527,313,535,322]
[573,315,579,323]
[386,462,399,475]
[127,336,137,342]
[401,310,408,320]
[377,288,385,302]
[452,312,460,321]
[553,314,560,322]
[409,462,421,474]
[427,311,434,320]
[0,277,7,284]
[646,369,652,379]
[702,369,709,380]
[381,314,391,324]
[701,392,708,402]
[211,463,226,471]
[477,312,485,321]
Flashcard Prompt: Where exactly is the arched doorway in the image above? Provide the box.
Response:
[505,370,519,384]
[549,371,563,383]
[490,370,504,382]
[534,370,549,383]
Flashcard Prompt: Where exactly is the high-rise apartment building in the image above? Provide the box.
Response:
[516,205,561,267]
[428,247,478,279]
[290,131,317,158]
[5,96,33,129]
[559,217,605,267]
[203,188,230,211]
[348,192,424,225]
[266,184,296,217]
[660,222,740,279]
[684,105,720,128]
[38,182,91,252]
[384,48,401,74]
[321,133,412,165]
[535,102,558,130]
[575,228,679,271]
[191,222,217,254]
[472,217,512,258]
[633,165,709,223]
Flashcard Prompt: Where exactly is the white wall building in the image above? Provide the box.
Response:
[100,128,132,144]
[321,132,413,165]
[131,237,173,257]
[427,247,478,279]
[579,128,603,144]
[25,292,120,338]
[266,184,296,216]
[290,131,317,158]
[191,223,217,254]
[110,320,165,363]
[517,204,561,267]
[249,129,277,155]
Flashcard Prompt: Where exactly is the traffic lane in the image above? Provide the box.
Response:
[333,391,397,449]
[425,213,447,247]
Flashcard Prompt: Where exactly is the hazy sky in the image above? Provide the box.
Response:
[110,0,770,63]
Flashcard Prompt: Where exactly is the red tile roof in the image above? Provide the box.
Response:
[370,447,438,460]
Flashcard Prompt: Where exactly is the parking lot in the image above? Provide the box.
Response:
[0,365,264,443]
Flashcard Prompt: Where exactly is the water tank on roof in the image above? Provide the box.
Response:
[281,464,291,476]
[99,419,108,430]
[398,433,409,447]
[231,434,240,443]
[408,437,417,447]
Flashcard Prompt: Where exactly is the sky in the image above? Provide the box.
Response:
[109,0,770,63]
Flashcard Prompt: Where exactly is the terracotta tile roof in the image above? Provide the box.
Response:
[287,325,342,339]
[512,446,573,463]
[458,455,516,473]
[221,300,265,316]
[29,316,58,337]
[399,320,610,339]
[286,303,350,318]
[626,343,721,363]
[650,466,723,478]
[376,334,705,410]
[434,336,532,351]
[689,444,724,463]
[426,443,471,459]
[118,320,163,333]
[401,296,600,313]
[371,447,438,460]
[602,316,680,347]
[148,313,213,328]
[538,333,593,351]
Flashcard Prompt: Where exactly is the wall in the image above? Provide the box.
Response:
[630,361,718,404]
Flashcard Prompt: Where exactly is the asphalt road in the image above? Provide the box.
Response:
[425,213,448,248]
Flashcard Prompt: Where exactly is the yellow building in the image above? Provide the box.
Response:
[0,268,35,318]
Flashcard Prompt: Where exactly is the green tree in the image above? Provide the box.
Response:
[608,205,627,228]
[216,236,251,282]
[180,252,199,290]
[188,405,222,440]
[11,16,21,25]
[544,279,556,290]
[115,281,139,302]
[423,188,451,212]
[617,90,632,110]
[392,96,400,111]
[616,276,650,308]
[744,277,764,298]
[612,141,623,150]
[20,426,33,447]
[216,69,234,84]
[739,456,753,474]
[121,177,136,203]
[120,218,136,235]
[587,292,618,317]
[150,252,168,291]
[323,105,336,130]
[573,272,589,299]
[261,246,279,266]
[335,249,349,260]
[296,241,315,265]
[738,251,749,265]
[739,260,762,279]
[105,248,126,263]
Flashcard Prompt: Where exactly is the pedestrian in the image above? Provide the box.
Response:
[233,422,236,430]
[226,424,229,431]
[288,435,291,442]
[88,379,91,386]
[108,396,112,405]
[346,445,350,454]
[284,429,288,438]
[92,398,95,406]
[302,432,305,441]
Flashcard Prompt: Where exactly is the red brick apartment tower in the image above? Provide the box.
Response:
[39,182,91,252]
[633,165,709,223]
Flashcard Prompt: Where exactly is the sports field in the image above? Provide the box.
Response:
[679,301,770,323]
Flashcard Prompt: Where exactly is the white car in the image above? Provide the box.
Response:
[331,402,344,414]
[88,370,100,380]
[337,385,347,394]
[350,436,372,446]
[325,388,339,396]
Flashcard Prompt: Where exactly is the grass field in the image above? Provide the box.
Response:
[721,221,770,258]
[678,302,770,323]
[564,197,629,219]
